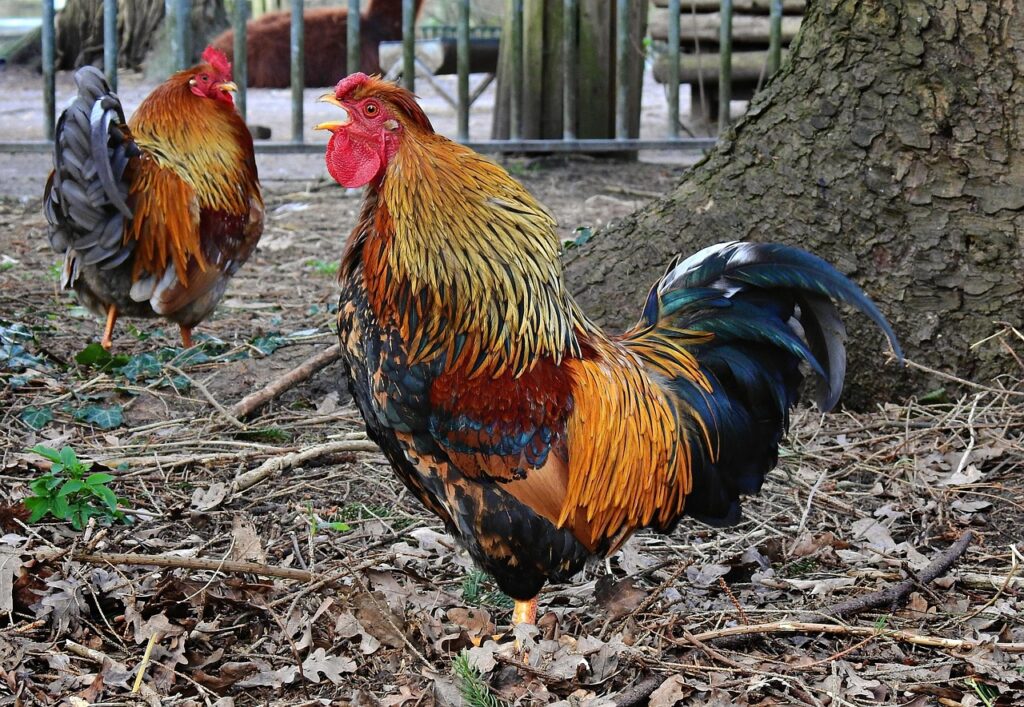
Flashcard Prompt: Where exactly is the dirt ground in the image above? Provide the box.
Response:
[1,66,1023,707]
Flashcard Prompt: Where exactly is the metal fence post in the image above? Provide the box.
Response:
[402,0,415,91]
[615,0,630,140]
[234,0,249,120]
[103,0,117,91]
[509,0,523,140]
[456,0,470,141]
[348,0,361,75]
[563,0,577,140]
[174,0,191,71]
[291,0,305,142]
[768,0,782,75]
[667,0,680,138]
[42,0,55,140]
[718,0,732,131]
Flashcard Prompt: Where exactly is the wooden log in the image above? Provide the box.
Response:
[652,48,788,84]
[652,0,805,13]
[649,9,802,44]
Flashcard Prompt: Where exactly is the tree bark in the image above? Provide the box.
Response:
[564,0,1024,408]
[55,0,228,70]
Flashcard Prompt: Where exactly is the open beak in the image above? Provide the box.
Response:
[216,81,238,93]
[314,93,352,132]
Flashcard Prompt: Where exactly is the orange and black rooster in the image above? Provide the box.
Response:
[317,74,902,627]
[44,47,264,349]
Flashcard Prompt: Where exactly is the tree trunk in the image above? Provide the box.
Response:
[55,0,228,70]
[564,0,1024,408]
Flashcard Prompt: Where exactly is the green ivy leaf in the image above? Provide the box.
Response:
[21,406,53,430]
[120,353,162,382]
[85,473,115,486]
[251,335,285,355]
[75,343,129,371]
[74,404,124,430]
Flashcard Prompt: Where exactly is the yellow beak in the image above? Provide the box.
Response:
[216,81,239,93]
[315,93,352,132]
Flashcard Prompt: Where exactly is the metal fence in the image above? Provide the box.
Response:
[4,0,785,155]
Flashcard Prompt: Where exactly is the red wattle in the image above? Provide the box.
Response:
[326,132,383,188]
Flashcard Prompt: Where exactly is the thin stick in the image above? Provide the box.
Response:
[131,631,160,693]
[688,620,1024,653]
[39,550,317,581]
[899,356,1024,397]
[821,531,973,620]
[230,343,344,419]
[231,438,380,494]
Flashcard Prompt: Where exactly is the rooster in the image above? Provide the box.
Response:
[316,74,902,627]
[44,47,264,350]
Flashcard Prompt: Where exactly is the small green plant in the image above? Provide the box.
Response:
[453,651,507,707]
[24,445,131,530]
[304,503,352,536]
[461,570,514,610]
[965,678,998,707]
[306,258,340,276]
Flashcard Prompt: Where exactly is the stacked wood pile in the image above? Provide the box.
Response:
[649,0,804,120]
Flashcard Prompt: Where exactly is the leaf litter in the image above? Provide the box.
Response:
[0,174,1023,705]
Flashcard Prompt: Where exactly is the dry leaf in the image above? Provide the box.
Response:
[0,544,21,615]
[302,647,356,684]
[229,514,266,564]
[594,576,647,620]
[191,483,227,512]
[648,675,693,707]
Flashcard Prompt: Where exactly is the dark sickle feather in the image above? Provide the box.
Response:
[90,101,132,218]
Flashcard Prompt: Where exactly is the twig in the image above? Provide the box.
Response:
[65,640,111,664]
[688,620,1024,653]
[131,631,160,694]
[820,531,974,620]
[613,674,665,707]
[231,438,380,494]
[165,363,247,430]
[38,550,318,582]
[230,343,343,419]
[899,357,1024,397]
[680,629,747,669]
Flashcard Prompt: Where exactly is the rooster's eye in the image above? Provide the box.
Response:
[199,74,209,82]
[364,103,378,116]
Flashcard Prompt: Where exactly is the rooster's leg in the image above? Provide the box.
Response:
[179,325,193,349]
[512,597,538,627]
[100,305,118,350]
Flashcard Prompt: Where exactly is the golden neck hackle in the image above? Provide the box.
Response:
[360,131,590,378]
[129,72,257,215]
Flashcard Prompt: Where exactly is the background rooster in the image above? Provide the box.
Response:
[44,47,264,350]
[317,74,902,627]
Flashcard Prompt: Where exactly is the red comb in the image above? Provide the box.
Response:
[201,45,232,77]
[335,72,371,99]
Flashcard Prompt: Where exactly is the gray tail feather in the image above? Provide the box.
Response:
[45,66,139,272]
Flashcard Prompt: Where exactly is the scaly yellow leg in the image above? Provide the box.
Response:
[512,597,538,660]
[512,597,538,627]
[100,305,118,350]
[179,325,193,349]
